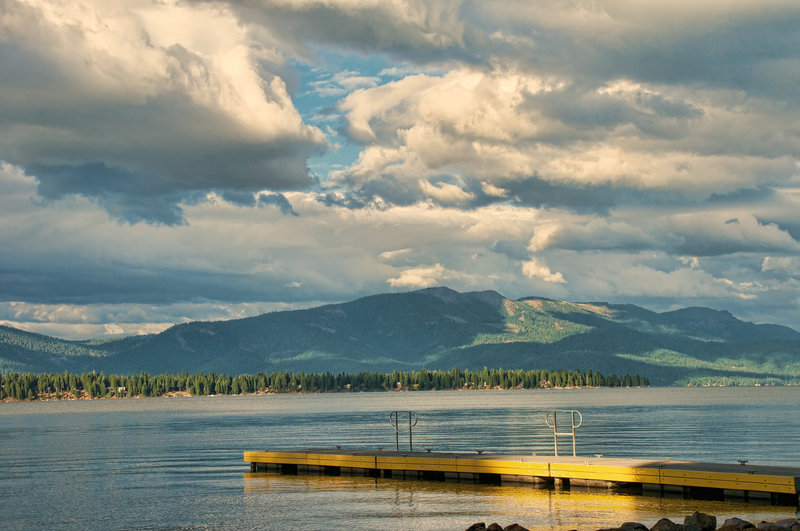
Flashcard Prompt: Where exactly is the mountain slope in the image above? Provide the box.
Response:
[1,287,799,385]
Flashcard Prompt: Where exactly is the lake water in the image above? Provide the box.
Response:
[2,387,799,530]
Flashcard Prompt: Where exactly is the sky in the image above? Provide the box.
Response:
[1,0,799,340]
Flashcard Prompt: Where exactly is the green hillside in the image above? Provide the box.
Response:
[1,287,799,385]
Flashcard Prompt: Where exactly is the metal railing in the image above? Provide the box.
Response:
[545,409,583,456]
[389,410,418,451]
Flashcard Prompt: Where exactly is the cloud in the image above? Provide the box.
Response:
[762,256,800,276]
[0,0,325,223]
[419,179,475,204]
[387,263,449,288]
[523,210,800,257]
[0,299,326,339]
[308,70,381,97]
[521,258,566,284]
[332,63,799,212]
[3,0,800,339]
[258,192,300,216]
[226,0,467,61]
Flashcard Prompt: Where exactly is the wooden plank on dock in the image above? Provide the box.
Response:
[243,449,800,504]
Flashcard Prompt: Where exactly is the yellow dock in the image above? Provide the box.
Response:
[244,448,800,507]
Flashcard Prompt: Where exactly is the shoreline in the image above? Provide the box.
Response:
[0,385,644,403]
[4,383,799,403]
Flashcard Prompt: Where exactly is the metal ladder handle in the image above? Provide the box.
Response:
[389,411,418,427]
[389,410,418,451]
[571,410,583,429]
[545,409,583,457]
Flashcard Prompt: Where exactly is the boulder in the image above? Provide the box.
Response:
[719,517,756,530]
[774,520,799,530]
[649,519,683,531]
[502,524,529,531]
[620,524,648,531]
[465,524,486,531]
[758,523,788,531]
[684,511,716,531]
[486,524,503,531]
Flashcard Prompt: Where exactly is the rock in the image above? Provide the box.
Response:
[774,520,799,530]
[719,517,756,530]
[758,523,788,531]
[465,524,486,531]
[684,511,716,531]
[619,523,648,530]
[503,524,529,531]
[649,518,682,531]
[486,524,503,531]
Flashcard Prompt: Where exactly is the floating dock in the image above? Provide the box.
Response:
[244,449,800,507]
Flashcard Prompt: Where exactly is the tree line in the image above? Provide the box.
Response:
[0,367,649,401]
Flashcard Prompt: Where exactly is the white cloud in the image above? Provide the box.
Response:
[419,179,475,203]
[387,263,449,288]
[762,256,800,276]
[521,258,566,283]
[334,62,800,203]
[481,181,508,197]
[379,248,416,263]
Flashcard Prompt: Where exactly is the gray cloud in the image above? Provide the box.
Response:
[225,0,469,62]
[259,192,299,216]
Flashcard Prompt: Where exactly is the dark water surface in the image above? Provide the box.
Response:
[2,387,799,530]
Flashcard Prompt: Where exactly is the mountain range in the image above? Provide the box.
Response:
[2,287,799,385]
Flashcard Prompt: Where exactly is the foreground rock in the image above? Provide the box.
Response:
[465,524,528,531]
[464,513,799,531]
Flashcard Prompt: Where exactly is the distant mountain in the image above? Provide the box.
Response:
[2,287,799,385]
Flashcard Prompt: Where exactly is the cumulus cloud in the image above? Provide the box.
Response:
[0,0,324,223]
[332,63,799,211]
[521,258,565,284]
[419,179,474,204]
[387,263,450,288]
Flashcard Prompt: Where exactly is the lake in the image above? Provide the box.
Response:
[2,387,799,530]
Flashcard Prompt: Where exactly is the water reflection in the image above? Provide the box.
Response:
[243,472,797,530]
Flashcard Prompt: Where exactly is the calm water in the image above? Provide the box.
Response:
[2,387,799,530]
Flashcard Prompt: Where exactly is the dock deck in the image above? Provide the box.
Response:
[244,448,800,506]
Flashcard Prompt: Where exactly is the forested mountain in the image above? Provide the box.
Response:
[2,287,799,385]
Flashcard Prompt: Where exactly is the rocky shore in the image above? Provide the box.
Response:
[465,512,800,531]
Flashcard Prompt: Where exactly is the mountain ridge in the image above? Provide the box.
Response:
[1,287,798,385]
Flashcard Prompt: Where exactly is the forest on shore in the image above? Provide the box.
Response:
[0,367,649,401]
